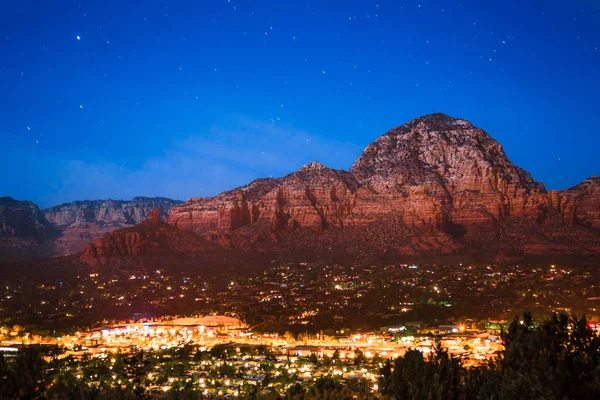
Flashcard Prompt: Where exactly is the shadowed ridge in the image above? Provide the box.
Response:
[77,208,227,267]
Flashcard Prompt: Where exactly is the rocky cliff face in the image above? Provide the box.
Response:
[78,209,227,267]
[552,177,600,231]
[0,197,182,258]
[43,197,180,229]
[168,113,600,258]
[168,162,361,235]
[0,197,58,256]
[3,114,598,262]
[43,197,182,255]
[169,178,282,233]
[349,113,549,229]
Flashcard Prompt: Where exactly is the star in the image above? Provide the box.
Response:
[76,35,81,40]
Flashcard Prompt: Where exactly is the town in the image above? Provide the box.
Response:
[0,262,597,335]
[1,312,506,397]
[1,261,599,396]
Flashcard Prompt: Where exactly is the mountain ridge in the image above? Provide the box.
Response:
[77,209,229,268]
[0,196,182,257]
[2,113,599,262]
[166,113,600,259]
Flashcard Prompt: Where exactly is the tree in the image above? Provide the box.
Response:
[125,351,152,399]
[286,383,305,398]
[476,312,600,399]
[354,348,367,366]
[379,343,464,400]
[13,346,49,398]
[167,379,204,400]
[332,349,340,360]
[209,344,227,359]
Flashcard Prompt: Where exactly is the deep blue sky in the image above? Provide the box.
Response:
[1,0,599,208]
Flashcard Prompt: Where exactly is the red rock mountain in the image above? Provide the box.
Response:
[4,113,598,264]
[0,197,58,257]
[551,177,600,231]
[43,197,182,255]
[0,197,182,259]
[78,209,227,267]
[168,113,600,259]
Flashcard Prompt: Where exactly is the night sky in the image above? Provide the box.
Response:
[1,1,599,208]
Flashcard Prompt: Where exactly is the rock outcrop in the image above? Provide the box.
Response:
[349,113,548,229]
[3,113,599,263]
[168,162,361,233]
[43,197,182,255]
[78,209,227,267]
[0,197,58,257]
[147,208,162,223]
[43,197,180,229]
[168,113,600,258]
[552,177,600,231]
[0,197,182,258]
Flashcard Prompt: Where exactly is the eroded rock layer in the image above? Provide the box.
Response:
[78,210,226,267]
[43,197,182,255]
[168,113,600,257]
[3,113,599,262]
[0,197,58,257]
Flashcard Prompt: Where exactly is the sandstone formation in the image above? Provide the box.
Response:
[78,209,226,267]
[551,177,600,231]
[0,197,182,258]
[43,197,182,255]
[3,113,599,263]
[168,113,600,259]
[147,208,162,223]
[0,197,58,257]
